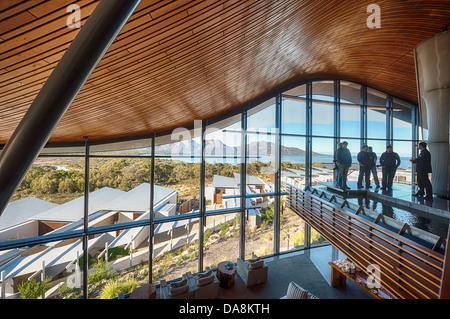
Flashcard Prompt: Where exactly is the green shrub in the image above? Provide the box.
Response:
[18,277,52,299]
[88,259,114,284]
[100,280,120,299]
[99,279,142,299]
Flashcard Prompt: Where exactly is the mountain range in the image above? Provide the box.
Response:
[154,139,324,157]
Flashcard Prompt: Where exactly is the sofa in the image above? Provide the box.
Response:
[160,275,195,299]
[236,257,268,287]
[186,269,220,299]
[280,281,319,299]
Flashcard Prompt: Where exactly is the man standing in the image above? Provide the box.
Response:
[334,143,343,187]
[335,141,352,190]
[410,142,432,199]
[379,145,401,191]
[368,146,380,189]
[357,145,371,189]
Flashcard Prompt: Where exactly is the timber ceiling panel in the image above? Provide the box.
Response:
[0,0,449,144]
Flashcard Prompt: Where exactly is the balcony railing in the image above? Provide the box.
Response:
[287,185,445,299]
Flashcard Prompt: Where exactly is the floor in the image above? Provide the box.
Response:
[157,245,374,300]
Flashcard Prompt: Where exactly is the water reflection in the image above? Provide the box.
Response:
[355,196,448,238]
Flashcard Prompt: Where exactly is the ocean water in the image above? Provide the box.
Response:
[203,155,412,168]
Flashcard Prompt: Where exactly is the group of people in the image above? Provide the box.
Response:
[333,141,432,198]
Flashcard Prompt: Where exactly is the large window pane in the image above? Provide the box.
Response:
[280,136,306,253]
[282,85,306,135]
[245,102,276,258]
[312,81,334,137]
[153,218,200,283]
[393,98,413,141]
[367,88,387,139]
[3,154,85,242]
[0,237,85,299]
[202,115,241,269]
[311,137,335,185]
[392,141,413,184]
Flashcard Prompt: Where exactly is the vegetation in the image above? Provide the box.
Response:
[17,277,52,299]
[13,157,305,204]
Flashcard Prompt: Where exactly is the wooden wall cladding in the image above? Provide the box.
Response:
[0,0,449,144]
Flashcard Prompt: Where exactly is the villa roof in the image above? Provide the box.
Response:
[209,175,239,189]
[233,173,266,186]
[101,183,178,212]
[30,187,125,223]
[0,197,59,230]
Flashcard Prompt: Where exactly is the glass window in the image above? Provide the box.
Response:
[5,154,85,242]
[202,116,242,268]
[0,237,85,299]
[340,103,361,139]
[367,88,387,139]
[245,102,276,258]
[280,135,306,253]
[152,218,200,283]
[312,81,335,137]
[393,98,413,141]
[282,85,306,135]
[392,141,413,184]
[311,137,335,185]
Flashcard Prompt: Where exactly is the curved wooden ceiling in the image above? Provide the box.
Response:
[0,0,449,145]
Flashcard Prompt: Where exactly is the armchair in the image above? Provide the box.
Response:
[236,256,268,287]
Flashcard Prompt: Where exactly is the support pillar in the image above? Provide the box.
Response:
[415,29,450,198]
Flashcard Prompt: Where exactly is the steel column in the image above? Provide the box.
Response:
[305,82,313,188]
[360,85,368,148]
[240,110,248,260]
[274,94,282,254]
[82,136,89,299]
[199,121,206,272]
[0,0,141,217]
[149,133,155,283]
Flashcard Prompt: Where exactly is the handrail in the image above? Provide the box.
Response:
[293,197,441,297]
[287,184,445,299]
[291,188,442,298]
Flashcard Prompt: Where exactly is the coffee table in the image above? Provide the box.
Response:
[216,261,237,288]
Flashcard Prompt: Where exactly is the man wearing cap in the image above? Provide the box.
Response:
[379,145,401,191]
[410,142,432,199]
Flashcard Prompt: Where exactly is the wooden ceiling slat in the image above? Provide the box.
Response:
[0,0,449,144]
[0,10,36,34]
[0,0,41,20]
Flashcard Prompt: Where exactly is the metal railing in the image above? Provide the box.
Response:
[287,184,445,299]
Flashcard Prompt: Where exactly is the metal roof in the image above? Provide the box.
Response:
[30,187,125,222]
[100,183,178,212]
[0,197,59,230]
[209,174,239,189]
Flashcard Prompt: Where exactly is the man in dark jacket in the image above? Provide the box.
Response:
[335,141,352,190]
[379,145,401,190]
[410,142,432,199]
[357,145,371,189]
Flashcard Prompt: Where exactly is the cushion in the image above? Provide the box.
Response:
[248,259,264,270]
[307,292,319,299]
[169,284,189,296]
[249,257,261,263]
[197,270,212,278]
[170,279,187,288]
[197,275,214,287]
[286,281,309,299]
